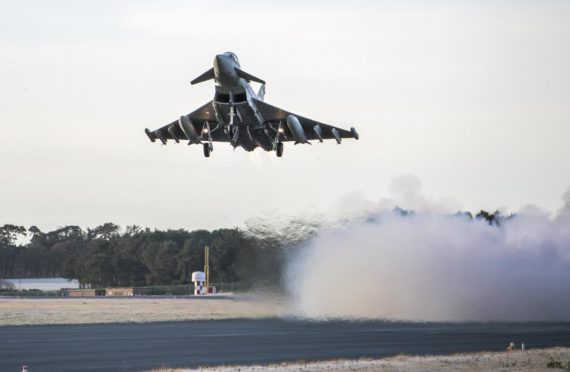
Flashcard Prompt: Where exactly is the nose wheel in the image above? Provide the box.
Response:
[203,143,212,157]
[276,142,284,157]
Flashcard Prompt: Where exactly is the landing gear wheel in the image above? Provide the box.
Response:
[276,142,284,157]
[203,143,211,157]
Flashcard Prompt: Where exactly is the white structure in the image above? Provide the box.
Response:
[192,271,206,295]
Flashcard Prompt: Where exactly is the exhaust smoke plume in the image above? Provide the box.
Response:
[286,179,570,321]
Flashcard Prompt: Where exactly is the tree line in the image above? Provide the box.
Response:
[0,223,285,288]
[0,210,506,288]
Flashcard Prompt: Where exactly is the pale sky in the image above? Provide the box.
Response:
[1,0,569,231]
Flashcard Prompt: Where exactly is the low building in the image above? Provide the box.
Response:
[106,287,133,296]
[105,287,146,296]
[65,289,103,297]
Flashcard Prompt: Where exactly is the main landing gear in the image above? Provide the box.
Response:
[276,142,284,157]
[203,143,213,157]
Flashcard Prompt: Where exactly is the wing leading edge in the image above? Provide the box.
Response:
[145,99,358,146]
[144,101,230,144]
[252,98,358,143]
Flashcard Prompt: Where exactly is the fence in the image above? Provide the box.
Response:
[0,289,67,297]
[0,282,248,297]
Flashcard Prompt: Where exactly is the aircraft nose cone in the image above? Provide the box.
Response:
[214,54,230,67]
[214,54,232,74]
[213,54,238,86]
[214,55,222,69]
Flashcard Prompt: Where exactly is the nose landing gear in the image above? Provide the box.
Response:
[276,142,284,157]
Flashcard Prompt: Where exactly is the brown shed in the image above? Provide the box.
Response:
[66,289,101,297]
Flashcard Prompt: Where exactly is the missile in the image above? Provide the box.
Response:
[167,125,179,143]
[351,127,359,140]
[145,128,155,143]
[286,115,309,144]
[331,128,341,144]
[154,129,167,145]
[312,124,324,143]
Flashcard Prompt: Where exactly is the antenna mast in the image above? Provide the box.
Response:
[204,245,210,289]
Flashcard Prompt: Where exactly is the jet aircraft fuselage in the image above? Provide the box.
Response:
[145,52,358,157]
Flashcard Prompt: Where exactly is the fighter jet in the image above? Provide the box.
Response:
[145,52,359,157]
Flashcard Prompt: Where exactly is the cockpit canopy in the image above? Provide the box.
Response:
[225,52,239,64]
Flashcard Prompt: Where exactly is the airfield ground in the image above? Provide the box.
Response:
[0,294,284,325]
[150,348,570,372]
[1,299,569,371]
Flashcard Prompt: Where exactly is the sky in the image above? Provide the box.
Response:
[1,0,569,232]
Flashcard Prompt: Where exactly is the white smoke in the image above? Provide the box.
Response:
[286,179,570,322]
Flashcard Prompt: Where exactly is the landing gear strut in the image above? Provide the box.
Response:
[276,142,284,157]
[203,143,212,157]
[201,121,213,157]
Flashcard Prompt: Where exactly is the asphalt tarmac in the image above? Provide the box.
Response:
[2,319,570,371]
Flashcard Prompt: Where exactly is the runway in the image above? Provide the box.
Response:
[2,319,570,371]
